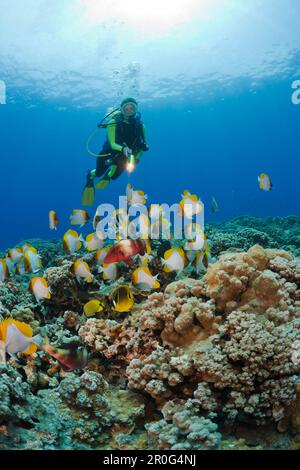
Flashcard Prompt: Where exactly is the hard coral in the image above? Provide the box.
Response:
[125,246,300,426]
[146,399,221,450]
[58,371,145,446]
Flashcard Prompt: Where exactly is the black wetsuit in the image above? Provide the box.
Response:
[96,112,147,180]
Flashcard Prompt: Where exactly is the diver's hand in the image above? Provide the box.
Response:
[141,143,149,152]
[122,146,132,158]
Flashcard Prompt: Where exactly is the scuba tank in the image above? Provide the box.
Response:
[86,108,120,157]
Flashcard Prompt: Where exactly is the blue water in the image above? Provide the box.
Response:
[0,0,300,250]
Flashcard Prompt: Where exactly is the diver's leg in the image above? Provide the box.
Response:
[96,155,110,177]
[111,155,127,180]
[95,164,118,190]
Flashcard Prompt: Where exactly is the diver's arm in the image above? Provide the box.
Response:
[107,119,123,152]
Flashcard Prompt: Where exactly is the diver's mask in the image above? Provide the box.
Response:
[121,101,138,118]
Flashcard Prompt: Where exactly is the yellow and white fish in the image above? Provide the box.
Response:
[98,262,118,281]
[8,248,23,264]
[0,259,8,284]
[148,204,163,221]
[184,222,203,241]
[108,209,129,240]
[24,247,42,273]
[21,243,32,253]
[83,299,104,317]
[63,230,82,254]
[161,247,187,273]
[194,239,212,272]
[128,213,150,240]
[0,318,40,359]
[132,267,160,290]
[151,217,171,240]
[70,209,90,227]
[93,212,101,231]
[29,277,51,302]
[112,285,134,313]
[258,173,272,191]
[5,257,15,276]
[94,248,109,266]
[72,261,94,283]
[135,252,153,266]
[49,210,59,230]
[184,223,205,251]
[179,190,203,218]
[126,184,147,206]
[84,232,104,252]
[16,261,26,276]
[195,252,209,272]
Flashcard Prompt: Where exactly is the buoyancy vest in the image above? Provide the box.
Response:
[106,112,145,153]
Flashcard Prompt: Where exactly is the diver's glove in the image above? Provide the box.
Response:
[141,143,149,152]
[122,146,132,158]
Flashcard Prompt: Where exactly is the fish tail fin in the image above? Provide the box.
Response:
[32,334,44,347]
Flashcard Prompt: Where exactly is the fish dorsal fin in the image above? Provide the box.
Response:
[13,320,33,338]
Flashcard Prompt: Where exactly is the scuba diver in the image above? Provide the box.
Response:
[82,97,149,206]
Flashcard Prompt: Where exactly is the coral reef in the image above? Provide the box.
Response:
[146,399,221,450]
[1,216,300,450]
[58,371,145,447]
[206,215,300,257]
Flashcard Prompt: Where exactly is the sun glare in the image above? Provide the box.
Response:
[79,0,222,36]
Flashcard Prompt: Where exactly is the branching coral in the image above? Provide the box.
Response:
[146,399,221,450]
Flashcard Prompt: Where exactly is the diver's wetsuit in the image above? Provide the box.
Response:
[96,112,147,180]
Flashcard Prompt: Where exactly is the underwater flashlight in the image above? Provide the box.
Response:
[126,154,135,173]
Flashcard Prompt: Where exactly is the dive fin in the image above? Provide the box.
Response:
[95,167,111,190]
[95,178,110,190]
[82,171,95,206]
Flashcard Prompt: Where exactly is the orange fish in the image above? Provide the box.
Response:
[103,239,146,265]
[40,337,88,372]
